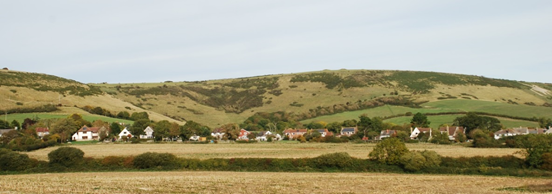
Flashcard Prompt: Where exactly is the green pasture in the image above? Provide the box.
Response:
[301,99,552,126]
[383,114,538,129]
[2,113,134,125]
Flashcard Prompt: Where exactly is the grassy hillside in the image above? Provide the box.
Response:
[91,69,552,128]
[0,70,183,124]
[2,69,552,128]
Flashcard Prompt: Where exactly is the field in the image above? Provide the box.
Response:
[24,142,521,161]
[4,111,135,125]
[302,99,550,128]
[0,171,550,193]
[384,114,538,129]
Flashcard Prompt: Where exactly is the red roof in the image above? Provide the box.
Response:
[36,128,49,133]
[77,126,101,133]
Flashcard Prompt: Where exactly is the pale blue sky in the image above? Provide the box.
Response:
[1,0,551,83]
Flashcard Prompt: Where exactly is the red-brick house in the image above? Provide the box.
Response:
[238,129,251,140]
[283,129,308,139]
[36,127,50,139]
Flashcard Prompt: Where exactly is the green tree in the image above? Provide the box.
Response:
[0,120,10,129]
[430,132,451,144]
[537,117,552,128]
[454,112,502,135]
[116,111,130,119]
[154,120,171,140]
[516,134,552,168]
[10,120,20,129]
[48,147,84,167]
[50,118,78,142]
[470,129,500,148]
[369,138,409,165]
[130,119,150,137]
[411,112,430,128]
[130,112,149,121]
[68,114,91,128]
[110,122,121,137]
[180,120,209,139]
[326,122,342,134]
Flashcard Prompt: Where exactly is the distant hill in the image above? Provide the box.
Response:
[1,69,551,128]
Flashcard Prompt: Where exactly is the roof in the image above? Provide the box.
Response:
[316,129,329,133]
[417,128,431,133]
[439,126,465,136]
[380,130,396,136]
[341,127,357,132]
[283,129,308,133]
[77,126,101,133]
[144,126,154,132]
[36,127,49,133]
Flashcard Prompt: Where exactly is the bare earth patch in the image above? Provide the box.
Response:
[0,171,549,194]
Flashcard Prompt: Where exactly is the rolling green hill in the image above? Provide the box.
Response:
[1,69,552,129]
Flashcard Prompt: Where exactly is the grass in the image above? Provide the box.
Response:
[24,142,521,161]
[4,112,134,125]
[384,114,538,129]
[302,99,552,127]
[0,171,550,193]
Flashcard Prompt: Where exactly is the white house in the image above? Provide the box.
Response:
[36,127,50,139]
[118,127,133,139]
[140,126,154,139]
[410,127,432,140]
[72,126,107,141]
[211,128,225,140]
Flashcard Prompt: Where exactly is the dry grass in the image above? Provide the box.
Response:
[24,143,521,161]
[0,171,549,193]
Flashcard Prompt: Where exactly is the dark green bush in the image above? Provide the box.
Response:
[0,148,32,171]
[132,152,178,169]
[48,147,85,167]
[313,152,354,169]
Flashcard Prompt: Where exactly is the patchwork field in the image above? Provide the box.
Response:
[24,142,521,161]
[0,171,549,193]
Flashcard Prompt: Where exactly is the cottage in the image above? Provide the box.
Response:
[495,127,548,139]
[315,129,333,137]
[238,129,251,140]
[283,129,308,139]
[376,129,397,140]
[410,127,432,140]
[140,126,154,139]
[36,127,50,139]
[211,128,225,140]
[118,127,133,139]
[340,127,358,136]
[72,126,108,141]
[439,126,465,141]
[256,131,272,141]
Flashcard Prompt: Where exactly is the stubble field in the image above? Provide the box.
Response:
[24,142,521,161]
[0,171,549,193]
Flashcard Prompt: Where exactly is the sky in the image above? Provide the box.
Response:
[1,0,551,84]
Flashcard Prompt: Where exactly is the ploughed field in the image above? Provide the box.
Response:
[25,142,521,161]
[0,171,548,193]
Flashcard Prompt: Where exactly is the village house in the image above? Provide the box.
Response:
[72,126,108,141]
[376,129,397,140]
[256,131,272,141]
[439,126,465,141]
[314,129,333,137]
[238,129,251,140]
[118,127,133,139]
[494,127,548,140]
[283,129,308,139]
[36,127,49,139]
[211,128,225,140]
[140,126,154,139]
[340,127,357,136]
[410,127,432,140]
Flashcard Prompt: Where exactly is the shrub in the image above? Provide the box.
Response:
[400,151,426,172]
[0,148,32,171]
[313,152,354,169]
[132,152,178,169]
[369,138,409,165]
[48,147,85,167]
[541,152,552,171]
